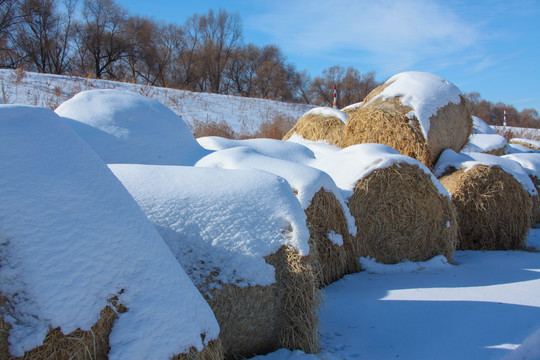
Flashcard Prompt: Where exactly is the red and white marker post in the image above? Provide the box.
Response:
[332,83,338,109]
[504,108,507,127]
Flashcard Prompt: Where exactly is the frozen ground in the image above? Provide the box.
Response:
[253,229,540,360]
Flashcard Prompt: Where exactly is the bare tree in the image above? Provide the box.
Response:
[0,0,23,67]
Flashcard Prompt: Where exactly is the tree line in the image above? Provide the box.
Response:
[1,0,538,127]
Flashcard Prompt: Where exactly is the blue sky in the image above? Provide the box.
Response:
[116,0,540,113]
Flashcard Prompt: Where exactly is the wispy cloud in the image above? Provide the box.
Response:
[247,0,482,72]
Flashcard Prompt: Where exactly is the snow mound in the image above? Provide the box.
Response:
[472,116,497,134]
[311,143,450,199]
[366,71,462,138]
[304,107,348,124]
[0,105,219,359]
[461,133,507,154]
[196,146,357,236]
[108,164,310,290]
[197,136,315,163]
[286,134,341,160]
[55,89,209,165]
[503,153,540,177]
[434,149,537,196]
[511,138,540,149]
[359,255,451,274]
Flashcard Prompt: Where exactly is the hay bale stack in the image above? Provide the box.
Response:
[109,165,321,359]
[313,144,458,264]
[195,145,360,287]
[435,150,536,250]
[283,107,348,147]
[0,106,222,360]
[342,72,473,169]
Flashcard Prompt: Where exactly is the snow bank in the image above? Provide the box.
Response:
[359,255,451,274]
[0,105,219,359]
[311,143,450,199]
[197,136,316,163]
[286,134,341,160]
[472,116,497,135]
[55,89,209,165]
[109,164,310,291]
[304,107,348,124]
[196,146,356,236]
[461,133,507,154]
[365,71,462,138]
[434,149,537,195]
[503,153,540,177]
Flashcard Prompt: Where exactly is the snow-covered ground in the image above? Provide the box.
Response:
[0,69,311,134]
[255,230,540,360]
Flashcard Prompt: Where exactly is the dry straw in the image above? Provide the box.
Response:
[530,175,540,225]
[439,165,532,250]
[283,113,345,147]
[204,246,320,359]
[348,164,458,264]
[342,82,473,169]
[304,189,360,287]
[1,296,223,360]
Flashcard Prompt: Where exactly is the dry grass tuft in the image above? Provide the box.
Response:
[305,189,360,287]
[343,81,472,168]
[191,118,237,139]
[283,114,345,147]
[172,338,224,360]
[439,166,532,250]
[204,246,320,359]
[348,164,458,264]
[254,115,296,140]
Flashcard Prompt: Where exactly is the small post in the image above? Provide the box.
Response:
[503,108,507,127]
[332,83,338,109]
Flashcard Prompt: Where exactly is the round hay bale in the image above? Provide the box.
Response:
[342,72,473,169]
[509,138,540,151]
[439,165,532,250]
[350,163,458,263]
[341,102,364,115]
[312,144,458,264]
[283,107,347,147]
[461,134,508,156]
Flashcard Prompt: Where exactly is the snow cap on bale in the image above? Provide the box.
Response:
[311,143,458,264]
[283,107,348,147]
[197,136,316,163]
[509,138,540,151]
[196,146,359,285]
[472,116,497,135]
[55,89,210,165]
[286,134,341,160]
[342,71,472,168]
[109,164,320,358]
[0,105,221,360]
[341,102,364,115]
[435,149,535,250]
[461,133,508,156]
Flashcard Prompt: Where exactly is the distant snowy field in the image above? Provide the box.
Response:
[0,69,311,134]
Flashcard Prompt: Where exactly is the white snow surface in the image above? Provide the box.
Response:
[434,149,537,196]
[0,105,219,359]
[341,101,363,112]
[195,146,357,237]
[311,143,450,199]
[461,133,508,154]
[472,115,497,134]
[359,255,452,274]
[108,164,310,290]
[365,71,462,139]
[286,134,341,160]
[55,89,210,165]
[511,138,540,149]
[303,107,348,124]
[503,152,540,177]
[197,136,316,163]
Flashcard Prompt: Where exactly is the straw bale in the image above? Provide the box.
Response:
[204,246,320,359]
[348,163,458,264]
[509,139,540,151]
[439,165,532,250]
[173,339,224,360]
[343,82,472,169]
[528,175,540,225]
[305,189,360,287]
[283,114,344,147]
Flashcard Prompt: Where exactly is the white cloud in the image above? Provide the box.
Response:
[247,0,481,72]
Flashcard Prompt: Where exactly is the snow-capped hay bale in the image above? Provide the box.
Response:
[55,89,210,165]
[283,107,348,147]
[342,72,473,168]
[0,106,221,360]
[109,165,321,359]
[461,134,508,156]
[472,116,497,135]
[341,102,363,115]
[436,150,536,250]
[313,144,458,264]
[196,146,360,287]
[509,138,540,151]
[285,134,341,160]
